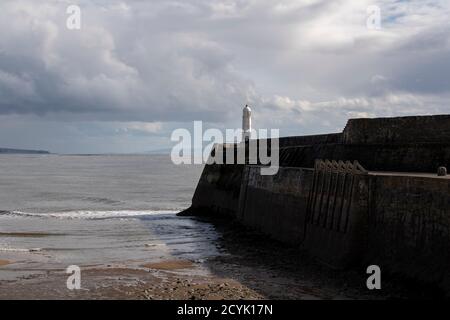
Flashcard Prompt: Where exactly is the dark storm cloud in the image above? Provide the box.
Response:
[0,0,254,122]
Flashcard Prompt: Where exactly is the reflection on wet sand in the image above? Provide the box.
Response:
[0,260,11,267]
[0,232,63,238]
[142,260,194,271]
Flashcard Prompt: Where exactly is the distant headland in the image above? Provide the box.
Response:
[0,148,50,154]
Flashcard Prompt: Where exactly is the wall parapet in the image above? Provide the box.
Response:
[343,114,450,145]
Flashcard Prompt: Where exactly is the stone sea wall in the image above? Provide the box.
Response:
[236,166,313,245]
[279,143,450,172]
[342,114,450,145]
[187,162,245,217]
[180,115,450,291]
[185,162,450,288]
[365,175,450,288]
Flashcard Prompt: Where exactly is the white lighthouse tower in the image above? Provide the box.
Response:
[242,104,252,142]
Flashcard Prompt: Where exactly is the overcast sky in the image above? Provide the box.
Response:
[0,0,449,153]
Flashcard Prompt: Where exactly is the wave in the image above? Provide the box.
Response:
[0,246,42,253]
[0,209,180,220]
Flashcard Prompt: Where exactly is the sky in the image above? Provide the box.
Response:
[0,0,449,154]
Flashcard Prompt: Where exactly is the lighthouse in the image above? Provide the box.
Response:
[242,104,252,141]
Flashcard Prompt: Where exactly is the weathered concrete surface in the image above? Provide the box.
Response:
[279,143,450,173]
[277,115,450,172]
[236,164,370,269]
[302,167,370,269]
[235,167,450,290]
[183,115,450,216]
[182,160,450,290]
[262,133,342,148]
[343,114,450,145]
[180,162,244,217]
[237,166,312,245]
[365,174,450,289]
[180,115,450,292]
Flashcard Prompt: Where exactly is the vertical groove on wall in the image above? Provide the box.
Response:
[306,160,367,234]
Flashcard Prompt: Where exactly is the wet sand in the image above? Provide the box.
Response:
[0,217,443,300]
[142,260,194,271]
[0,232,62,238]
[0,260,10,267]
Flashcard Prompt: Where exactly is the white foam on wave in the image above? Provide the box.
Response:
[0,245,42,253]
[1,209,179,220]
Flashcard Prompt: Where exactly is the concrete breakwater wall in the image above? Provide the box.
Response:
[237,165,450,286]
[236,166,313,245]
[183,161,450,289]
[187,163,245,217]
[365,174,450,288]
[237,163,370,269]
[180,115,450,291]
[279,143,450,172]
[342,114,450,145]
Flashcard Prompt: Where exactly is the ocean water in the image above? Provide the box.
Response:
[0,155,219,278]
[0,154,202,214]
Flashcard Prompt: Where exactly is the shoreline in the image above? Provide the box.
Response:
[0,216,442,300]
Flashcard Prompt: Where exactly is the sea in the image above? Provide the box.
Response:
[0,154,220,279]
